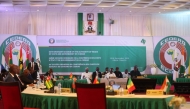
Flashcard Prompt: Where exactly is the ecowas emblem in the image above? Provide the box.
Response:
[154,36,190,74]
[1,35,36,69]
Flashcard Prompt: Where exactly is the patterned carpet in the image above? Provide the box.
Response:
[181,102,190,109]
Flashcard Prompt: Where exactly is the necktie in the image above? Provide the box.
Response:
[32,62,34,70]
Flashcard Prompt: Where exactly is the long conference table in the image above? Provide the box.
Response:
[22,87,174,109]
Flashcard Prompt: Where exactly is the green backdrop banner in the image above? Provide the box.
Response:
[39,46,146,72]
[37,36,150,74]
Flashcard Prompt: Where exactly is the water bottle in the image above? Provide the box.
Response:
[119,87,124,96]
[54,76,57,80]
[58,83,61,94]
[36,81,40,89]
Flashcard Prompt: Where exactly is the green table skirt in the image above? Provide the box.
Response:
[147,75,173,85]
[22,93,173,109]
[176,78,190,82]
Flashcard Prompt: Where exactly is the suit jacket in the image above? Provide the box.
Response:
[20,75,35,84]
[114,71,123,78]
[14,75,27,92]
[28,73,34,80]
[27,62,39,72]
[0,74,3,81]
[4,73,16,82]
[130,70,141,78]
[92,71,102,83]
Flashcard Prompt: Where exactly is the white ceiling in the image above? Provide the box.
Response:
[0,0,190,14]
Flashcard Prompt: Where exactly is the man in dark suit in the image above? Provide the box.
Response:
[4,64,27,92]
[14,65,28,91]
[27,57,39,80]
[92,67,102,83]
[102,67,109,75]
[4,64,17,82]
[114,67,123,78]
[130,65,141,78]
[20,69,36,84]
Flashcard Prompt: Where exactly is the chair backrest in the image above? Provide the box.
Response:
[0,82,23,109]
[76,83,107,109]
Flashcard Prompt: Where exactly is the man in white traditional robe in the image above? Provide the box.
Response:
[81,67,92,84]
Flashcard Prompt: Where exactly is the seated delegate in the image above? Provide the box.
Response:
[130,65,141,78]
[20,69,36,84]
[114,67,123,78]
[123,69,130,78]
[45,68,54,79]
[105,68,116,78]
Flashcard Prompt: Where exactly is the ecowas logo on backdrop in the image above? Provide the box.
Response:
[1,35,36,69]
[154,36,190,74]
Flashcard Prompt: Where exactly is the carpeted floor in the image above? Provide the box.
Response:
[181,102,190,109]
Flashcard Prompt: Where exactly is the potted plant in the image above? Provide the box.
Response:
[169,96,186,109]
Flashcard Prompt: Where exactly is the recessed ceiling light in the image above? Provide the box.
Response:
[99,10,101,12]
[159,12,161,13]
[37,10,39,11]
[129,11,131,12]
[68,10,70,11]
[6,10,8,11]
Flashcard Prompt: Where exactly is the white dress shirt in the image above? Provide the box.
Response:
[105,72,116,78]
[123,73,129,78]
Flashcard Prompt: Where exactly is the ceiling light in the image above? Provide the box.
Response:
[6,10,8,11]
[159,12,161,13]
[37,10,39,11]
[129,11,131,12]
[99,10,101,12]
[68,10,70,11]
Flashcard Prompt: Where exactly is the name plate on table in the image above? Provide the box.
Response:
[59,76,64,79]
[115,89,129,95]
[61,88,71,93]
[137,76,144,78]
[146,90,163,95]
